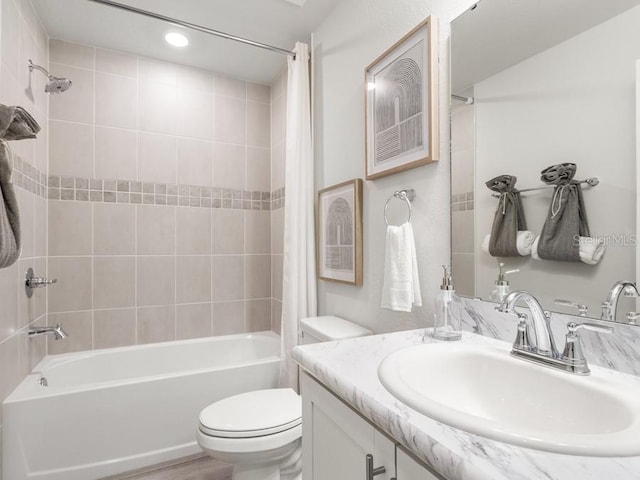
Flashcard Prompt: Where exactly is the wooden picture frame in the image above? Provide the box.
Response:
[365,16,439,180]
[317,179,363,285]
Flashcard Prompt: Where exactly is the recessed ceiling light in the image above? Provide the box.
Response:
[165,32,189,47]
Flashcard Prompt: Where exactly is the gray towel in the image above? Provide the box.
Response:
[0,105,41,268]
[485,175,527,257]
[537,164,590,262]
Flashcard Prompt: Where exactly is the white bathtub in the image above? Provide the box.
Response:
[3,331,280,480]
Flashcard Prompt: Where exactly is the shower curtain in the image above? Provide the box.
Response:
[279,42,317,391]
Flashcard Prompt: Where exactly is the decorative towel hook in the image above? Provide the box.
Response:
[384,189,415,226]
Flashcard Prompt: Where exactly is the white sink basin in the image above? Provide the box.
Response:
[378,342,640,456]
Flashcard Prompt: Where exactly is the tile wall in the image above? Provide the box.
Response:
[270,69,286,333]
[0,0,49,454]
[46,39,276,353]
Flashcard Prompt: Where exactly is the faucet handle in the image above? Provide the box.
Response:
[561,322,613,375]
[512,313,533,352]
[554,299,588,317]
[626,312,640,325]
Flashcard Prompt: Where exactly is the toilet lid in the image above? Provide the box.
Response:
[199,388,302,438]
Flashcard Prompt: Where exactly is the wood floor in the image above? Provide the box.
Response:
[103,455,232,480]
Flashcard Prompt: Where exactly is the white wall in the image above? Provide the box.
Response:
[312,0,475,333]
[474,6,640,316]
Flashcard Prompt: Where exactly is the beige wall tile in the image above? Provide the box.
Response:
[0,262,19,342]
[48,257,93,313]
[96,72,138,129]
[178,67,213,93]
[176,256,212,304]
[94,308,136,349]
[247,299,271,332]
[96,48,137,77]
[16,189,34,258]
[176,88,213,140]
[137,205,176,255]
[212,256,244,301]
[213,96,246,145]
[32,258,47,321]
[137,305,175,344]
[50,39,94,69]
[177,303,212,339]
[247,102,270,148]
[246,147,270,192]
[94,203,136,255]
[138,58,177,86]
[212,209,244,254]
[271,208,284,255]
[1,0,21,79]
[34,196,47,257]
[94,257,135,309]
[271,254,283,301]
[271,93,285,148]
[48,201,92,256]
[271,142,285,191]
[0,335,21,422]
[48,311,93,354]
[49,120,94,178]
[271,300,282,334]
[177,208,211,255]
[138,132,177,183]
[246,255,271,299]
[18,259,36,328]
[49,64,94,123]
[95,126,138,179]
[247,83,270,103]
[213,143,245,189]
[139,80,176,135]
[177,138,213,187]
[215,75,246,99]
[245,211,270,254]
[19,324,46,378]
[212,301,245,335]
[137,256,175,306]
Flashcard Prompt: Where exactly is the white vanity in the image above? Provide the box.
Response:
[293,330,640,480]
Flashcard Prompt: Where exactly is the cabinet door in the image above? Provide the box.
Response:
[396,446,442,480]
[301,372,395,480]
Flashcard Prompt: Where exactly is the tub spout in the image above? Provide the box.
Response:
[28,323,69,340]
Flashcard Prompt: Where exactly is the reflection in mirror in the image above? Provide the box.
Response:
[450,0,640,322]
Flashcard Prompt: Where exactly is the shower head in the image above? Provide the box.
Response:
[28,60,72,94]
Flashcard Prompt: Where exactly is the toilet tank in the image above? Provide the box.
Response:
[299,316,373,345]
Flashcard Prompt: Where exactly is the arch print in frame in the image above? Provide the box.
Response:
[317,179,363,285]
[365,16,439,180]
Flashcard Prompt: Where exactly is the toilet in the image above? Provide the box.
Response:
[196,316,373,480]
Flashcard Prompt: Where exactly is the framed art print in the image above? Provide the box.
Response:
[317,179,363,285]
[365,16,439,180]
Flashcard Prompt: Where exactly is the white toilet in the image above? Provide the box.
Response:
[196,316,372,480]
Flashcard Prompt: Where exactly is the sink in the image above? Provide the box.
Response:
[378,342,640,456]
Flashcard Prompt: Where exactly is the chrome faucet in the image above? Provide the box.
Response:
[601,281,640,322]
[497,290,613,375]
[28,323,68,340]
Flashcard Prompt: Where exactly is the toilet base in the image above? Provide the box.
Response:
[228,439,302,480]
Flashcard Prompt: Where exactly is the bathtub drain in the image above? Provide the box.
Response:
[39,377,48,387]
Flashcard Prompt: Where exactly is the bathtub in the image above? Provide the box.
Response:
[3,331,280,480]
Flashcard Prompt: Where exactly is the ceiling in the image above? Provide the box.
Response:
[451,0,640,93]
[32,0,341,84]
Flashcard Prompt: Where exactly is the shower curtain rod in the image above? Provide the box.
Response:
[88,0,296,58]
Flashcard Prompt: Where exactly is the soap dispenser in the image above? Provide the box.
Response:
[490,262,519,303]
[432,265,464,341]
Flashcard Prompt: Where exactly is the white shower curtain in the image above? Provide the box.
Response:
[279,42,317,391]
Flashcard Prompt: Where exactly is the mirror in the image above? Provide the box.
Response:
[450,0,640,322]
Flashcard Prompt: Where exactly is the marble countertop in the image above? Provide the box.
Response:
[292,330,640,480]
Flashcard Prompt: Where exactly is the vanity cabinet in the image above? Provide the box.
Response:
[301,372,441,480]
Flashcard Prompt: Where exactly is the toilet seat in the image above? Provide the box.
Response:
[199,388,302,439]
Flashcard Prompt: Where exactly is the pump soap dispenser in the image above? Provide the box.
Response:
[490,262,519,303]
[432,265,464,341]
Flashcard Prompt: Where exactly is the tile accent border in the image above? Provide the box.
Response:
[451,191,474,212]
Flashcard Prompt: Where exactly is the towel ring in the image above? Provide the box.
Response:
[384,189,415,226]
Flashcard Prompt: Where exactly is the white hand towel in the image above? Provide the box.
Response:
[579,236,606,265]
[381,223,422,312]
[482,231,535,256]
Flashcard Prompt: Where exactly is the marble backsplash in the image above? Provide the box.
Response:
[461,298,640,376]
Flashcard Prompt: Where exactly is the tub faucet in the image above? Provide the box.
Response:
[497,290,613,375]
[601,281,640,322]
[28,323,68,340]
